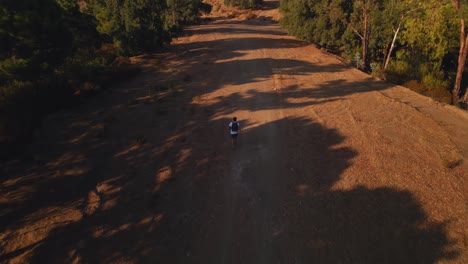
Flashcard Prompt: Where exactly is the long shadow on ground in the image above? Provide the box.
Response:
[11,117,457,263]
[0,18,460,263]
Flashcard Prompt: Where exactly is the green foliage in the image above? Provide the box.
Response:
[421,72,449,91]
[280,0,465,103]
[60,48,115,83]
[384,60,413,84]
[0,0,206,156]
[166,0,209,33]
[89,0,169,54]
[280,0,350,50]
[88,0,208,54]
[0,0,73,80]
[370,62,383,78]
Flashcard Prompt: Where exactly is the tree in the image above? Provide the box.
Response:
[0,0,72,82]
[382,0,418,70]
[166,0,208,34]
[88,0,170,54]
[279,0,468,105]
[88,0,207,54]
[345,0,376,71]
[280,0,349,49]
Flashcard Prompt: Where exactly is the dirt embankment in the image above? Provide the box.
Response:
[1,1,467,263]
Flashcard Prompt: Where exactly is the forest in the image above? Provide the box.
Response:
[280,0,468,105]
[0,0,210,157]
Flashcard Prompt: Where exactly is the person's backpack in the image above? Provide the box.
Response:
[231,122,238,132]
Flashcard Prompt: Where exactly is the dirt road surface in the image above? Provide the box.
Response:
[1,2,468,263]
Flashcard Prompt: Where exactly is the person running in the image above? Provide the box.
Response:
[229,117,240,148]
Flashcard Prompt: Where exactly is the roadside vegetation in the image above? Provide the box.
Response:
[280,0,468,106]
[0,0,210,158]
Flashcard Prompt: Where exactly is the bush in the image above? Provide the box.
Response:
[370,62,383,79]
[384,60,413,84]
[60,49,112,84]
[59,47,140,93]
[421,72,448,90]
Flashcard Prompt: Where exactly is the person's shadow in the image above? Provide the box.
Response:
[0,16,461,263]
[2,116,459,264]
[204,117,460,263]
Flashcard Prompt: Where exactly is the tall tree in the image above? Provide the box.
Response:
[345,0,383,71]
[88,0,206,54]
[280,0,349,49]
[166,0,206,33]
[89,0,170,54]
[382,0,418,70]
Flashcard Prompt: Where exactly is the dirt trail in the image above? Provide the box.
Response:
[1,2,468,263]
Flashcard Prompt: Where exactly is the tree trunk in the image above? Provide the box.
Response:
[361,13,369,71]
[384,22,402,70]
[453,0,468,102]
[362,37,368,71]
[454,20,468,102]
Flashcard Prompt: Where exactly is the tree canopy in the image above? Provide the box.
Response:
[0,0,211,155]
[280,0,468,104]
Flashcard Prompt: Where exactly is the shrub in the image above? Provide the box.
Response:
[353,52,364,70]
[384,60,413,84]
[60,48,114,84]
[421,72,448,90]
[59,48,140,92]
[370,62,383,78]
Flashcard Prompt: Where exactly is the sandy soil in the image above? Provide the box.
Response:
[1,1,467,263]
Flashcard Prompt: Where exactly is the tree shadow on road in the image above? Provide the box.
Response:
[0,19,461,264]
[0,115,456,264]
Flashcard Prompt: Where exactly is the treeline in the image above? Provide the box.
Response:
[280,0,468,105]
[0,0,210,157]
